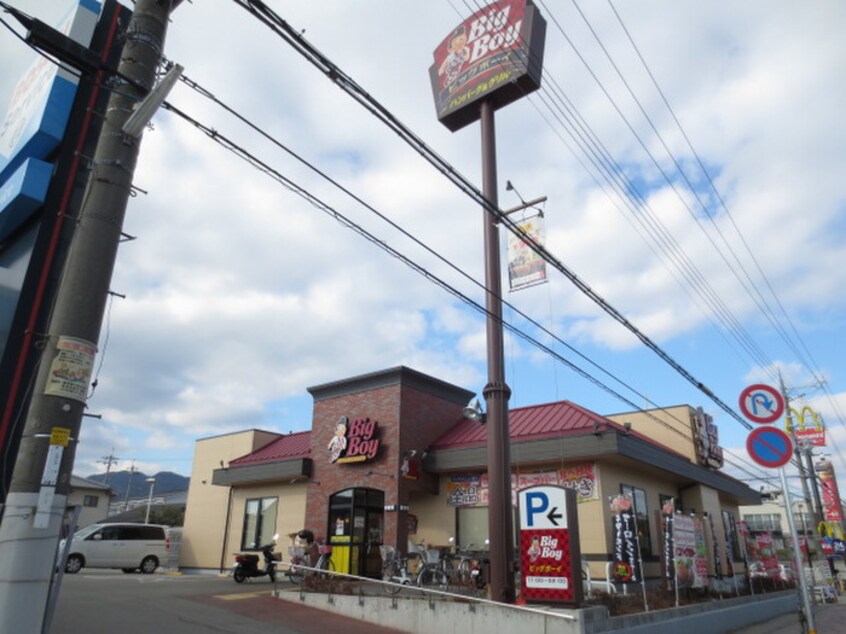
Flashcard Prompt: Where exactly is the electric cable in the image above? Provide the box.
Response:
[228,0,753,430]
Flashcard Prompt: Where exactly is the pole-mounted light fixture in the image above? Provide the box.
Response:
[463,397,486,424]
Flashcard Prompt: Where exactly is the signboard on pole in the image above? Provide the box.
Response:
[738,384,785,424]
[786,406,826,447]
[517,485,581,605]
[746,426,793,469]
[429,0,546,131]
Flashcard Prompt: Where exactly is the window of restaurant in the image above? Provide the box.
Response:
[455,506,520,551]
[621,484,652,555]
[241,497,277,550]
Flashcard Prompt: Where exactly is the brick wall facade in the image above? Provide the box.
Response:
[303,367,472,553]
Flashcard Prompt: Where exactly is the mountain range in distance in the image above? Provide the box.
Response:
[84,470,190,498]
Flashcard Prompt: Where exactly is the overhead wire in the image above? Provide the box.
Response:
[173,69,710,446]
[605,0,830,388]
[452,0,777,380]
[160,97,686,428]
[228,0,753,431]
[534,0,844,457]
[523,1,778,376]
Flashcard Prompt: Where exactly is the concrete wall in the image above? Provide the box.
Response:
[273,587,798,634]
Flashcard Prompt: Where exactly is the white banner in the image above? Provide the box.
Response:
[507,214,547,291]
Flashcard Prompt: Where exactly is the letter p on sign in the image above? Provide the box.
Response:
[524,491,549,527]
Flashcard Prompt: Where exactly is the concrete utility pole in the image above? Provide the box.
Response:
[0,2,174,631]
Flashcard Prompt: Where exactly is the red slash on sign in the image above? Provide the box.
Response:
[746,426,793,469]
[738,384,785,424]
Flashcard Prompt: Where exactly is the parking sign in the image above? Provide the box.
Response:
[517,486,582,605]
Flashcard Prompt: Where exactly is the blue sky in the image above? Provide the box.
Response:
[1,1,844,494]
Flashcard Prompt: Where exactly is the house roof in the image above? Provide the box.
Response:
[228,431,311,467]
[70,475,111,491]
[226,401,684,466]
[430,399,663,451]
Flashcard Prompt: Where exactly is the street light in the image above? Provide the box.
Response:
[144,477,156,524]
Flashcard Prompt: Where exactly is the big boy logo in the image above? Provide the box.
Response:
[327,416,381,464]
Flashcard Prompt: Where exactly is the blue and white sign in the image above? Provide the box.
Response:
[0,0,100,184]
[519,485,568,530]
[0,158,52,242]
[738,384,785,425]
[746,426,793,469]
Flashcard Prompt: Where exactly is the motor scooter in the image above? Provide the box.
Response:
[233,535,279,583]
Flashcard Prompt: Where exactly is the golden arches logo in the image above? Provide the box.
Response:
[785,406,823,434]
[818,520,844,540]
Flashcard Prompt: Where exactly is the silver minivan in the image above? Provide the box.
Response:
[62,523,170,574]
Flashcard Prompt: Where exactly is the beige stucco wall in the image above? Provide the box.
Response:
[181,444,746,583]
[607,406,696,462]
[180,429,280,569]
[411,483,455,549]
[226,483,308,557]
[594,460,678,580]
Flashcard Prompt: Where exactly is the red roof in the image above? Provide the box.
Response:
[227,401,683,466]
[229,431,311,467]
[430,400,629,449]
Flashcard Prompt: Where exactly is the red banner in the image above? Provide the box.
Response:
[818,461,844,522]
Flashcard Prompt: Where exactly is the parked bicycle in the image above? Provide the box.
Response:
[286,539,334,585]
[442,539,485,589]
[380,545,448,594]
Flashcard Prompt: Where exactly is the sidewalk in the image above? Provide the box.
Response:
[730,594,846,633]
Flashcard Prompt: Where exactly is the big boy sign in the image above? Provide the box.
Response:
[517,485,581,605]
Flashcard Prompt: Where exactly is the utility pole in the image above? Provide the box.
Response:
[122,462,137,512]
[0,2,174,631]
[98,449,119,485]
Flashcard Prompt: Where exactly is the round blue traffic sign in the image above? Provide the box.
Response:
[738,384,785,424]
[746,426,793,469]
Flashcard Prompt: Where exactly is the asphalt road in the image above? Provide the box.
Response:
[52,570,402,634]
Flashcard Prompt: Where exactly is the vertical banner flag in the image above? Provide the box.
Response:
[706,513,722,580]
[507,213,547,290]
[672,514,708,589]
[662,500,674,590]
[722,511,736,578]
[611,495,640,583]
[817,460,844,522]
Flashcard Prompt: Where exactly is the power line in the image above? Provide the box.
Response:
[227,0,753,431]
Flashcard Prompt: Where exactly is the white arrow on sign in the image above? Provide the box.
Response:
[518,486,569,530]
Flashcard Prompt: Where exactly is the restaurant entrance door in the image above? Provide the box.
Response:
[327,488,385,577]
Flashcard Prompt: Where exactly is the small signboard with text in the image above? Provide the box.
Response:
[517,485,581,605]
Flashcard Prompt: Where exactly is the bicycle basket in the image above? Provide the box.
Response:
[288,546,305,558]
[425,549,440,564]
[379,545,396,561]
[318,544,332,555]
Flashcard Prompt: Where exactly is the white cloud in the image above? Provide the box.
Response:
[1,1,844,476]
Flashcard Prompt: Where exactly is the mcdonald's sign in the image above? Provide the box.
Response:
[785,406,826,447]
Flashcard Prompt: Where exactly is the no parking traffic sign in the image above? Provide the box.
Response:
[746,426,793,469]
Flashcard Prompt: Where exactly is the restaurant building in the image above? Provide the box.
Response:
[180,366,759,582]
